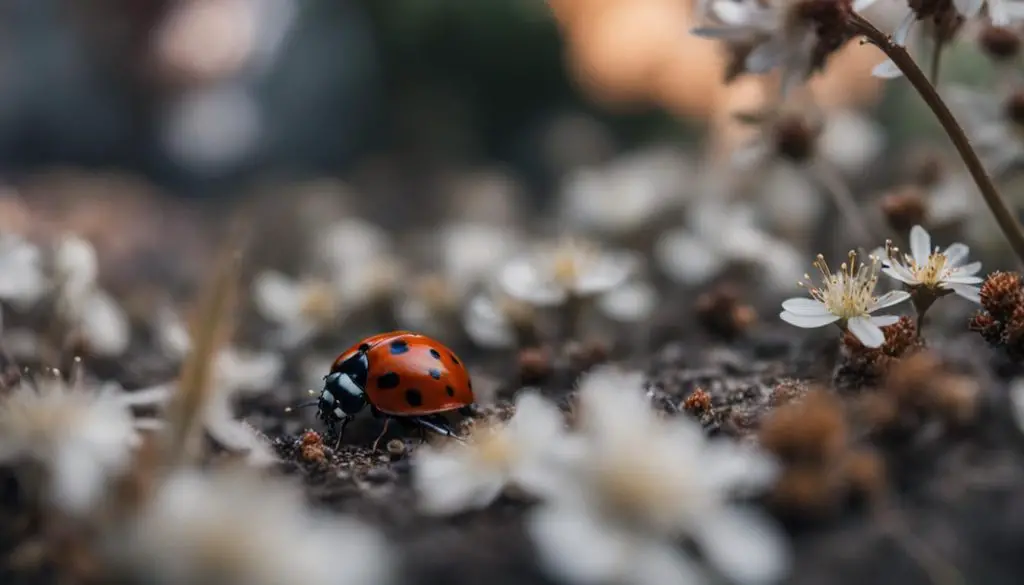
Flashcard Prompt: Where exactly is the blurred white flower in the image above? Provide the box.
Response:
[251,270,339,348]
[54,235,131,357]
[597,281,658,322]
[692,0,876,97]
[0,375,148,516]
[108,468,392,585]
[413,391,580,515]
[945,84,1024,176]
[780,251,910,347]
[394,274,461,335]
[882,225,983,302]
[528,368,788,585]
[0,233,48,310]
[437,222,523,296]
[558,147,691,236]
[655,202,805,292]
[498,238,639,306]
[462,291,536,349]
[318,218,402,307]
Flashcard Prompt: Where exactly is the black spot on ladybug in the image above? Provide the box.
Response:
[377,372,400,390]
[428,368,441,380]
[445,385,455,397]
[390,340,409,355]
[405,389,423,407]
[429,348,441,360]
[450,353,460,365]
[358,343,370,352]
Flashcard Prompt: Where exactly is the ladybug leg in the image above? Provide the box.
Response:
[371,418,392,453]
[409,415,465,443]
[334,416,351,451]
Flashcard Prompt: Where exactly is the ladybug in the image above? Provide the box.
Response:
[314,331,475,449]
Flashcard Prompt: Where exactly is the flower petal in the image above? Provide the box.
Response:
[780,298,831,316]
[779,311,841,328]
[848,316,885,348]
[909,225,931,266]
[948,260,982,277]
[942,242,970,266]
[881,266,917,285]
[946,283,981,303]
[695,505,791,585]
[871,290,911,311]
[527,506,632,584]
[872,59,903,79]
[869,314,900,327]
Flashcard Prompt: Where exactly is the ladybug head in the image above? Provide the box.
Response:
[319,353,369,422]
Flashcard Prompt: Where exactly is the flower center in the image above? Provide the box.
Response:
[910,251,948,286]
[801,251,879,320]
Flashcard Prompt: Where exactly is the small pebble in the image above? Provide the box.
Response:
[387,439,406,459]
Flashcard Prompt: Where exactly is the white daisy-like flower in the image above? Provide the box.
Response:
[597,281,659,323]
[882,224,983,302]
[558,147,691,236]
[413,391,580,515]
[0,233,48,310]
[107,468,392,585]
[780,251,910,348]
[528,368,789,585]
[53,235,131,357]
[437,222,523,296]
[944,84,1024,176]
[692,0,878,97]
[318,217,402,308]
[462,290,537,349]
[497,238,639,307]
[0,374,161,516]
[251,270,340,348]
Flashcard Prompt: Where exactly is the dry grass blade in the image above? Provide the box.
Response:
[160,225,248,468]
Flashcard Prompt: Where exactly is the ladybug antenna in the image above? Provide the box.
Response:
[284,389,320,413]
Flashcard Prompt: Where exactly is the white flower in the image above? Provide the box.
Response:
[780,251,910,348]
[944,84,1024,176]
[251,270,339,348]
[558,147,691,236]
[882,225,983,302]
[692,0,877,97]
[655,201,805,292]
[0,233,47,310]
[0,375,149,515]
[393,273,461,335]
[437,222,522,295]
[497,238,639,306]
[462,291,535,349]
[53,235,131,356]
[318,218,401,307]
[413,391,579,515]
[107,468,392,585]
[597,281,658,322]
[528,368,789,585]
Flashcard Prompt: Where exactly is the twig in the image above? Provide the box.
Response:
[850,13,1024,265]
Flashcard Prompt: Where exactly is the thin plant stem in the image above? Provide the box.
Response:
[850,13,1024,266]
[929,32,942,86]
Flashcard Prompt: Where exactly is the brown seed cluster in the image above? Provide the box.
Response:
[861,351,981,433]
[682,387,712,415]
[879,187,928,234]
[759,390,885,521]
[518,347,554,385]
[978,25,1022,61]
[300,430,327,464]
[907,0,965,42]
[840,316,924,384]
[969,271,1024,359]
[694,285,758,340]
[792,0,857,70]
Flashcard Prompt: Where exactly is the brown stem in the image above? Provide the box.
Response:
[850,14,1024,266]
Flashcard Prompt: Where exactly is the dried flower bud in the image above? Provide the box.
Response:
[518,347,553,385]
[970,271,1024,358]
[880,187,928,234]
[695,284,758,340]
[683,388,712,415]
[759,390,847,466]
[1006,91,1024,128]
[908,0,965,42]
[978,25,1022,61]
[773,113,821,162]
[838,316,922,388]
